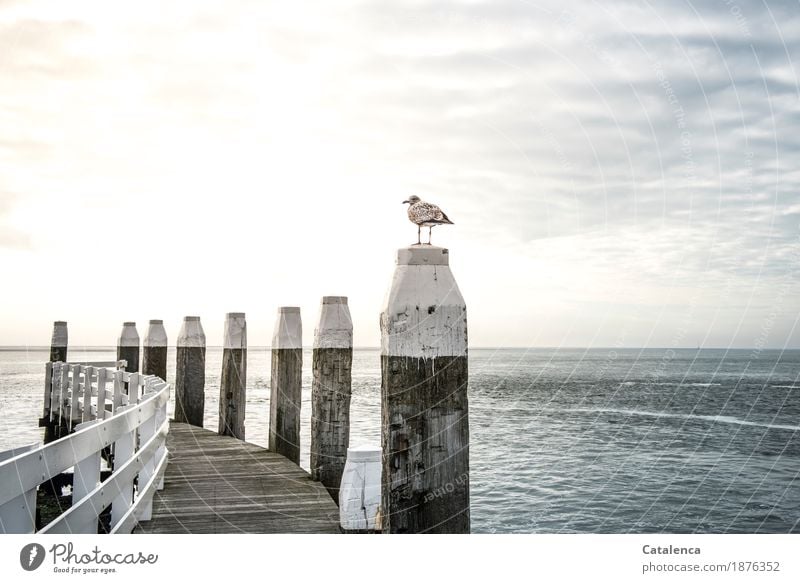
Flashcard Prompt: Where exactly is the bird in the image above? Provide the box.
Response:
[402,195,454,245]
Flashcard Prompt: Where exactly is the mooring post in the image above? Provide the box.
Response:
[175,316,206,427]
[219,312,247,440]
[50,321,68,363]
[311,296,353,501]
[379,245,470,533]
[269,307,302,464]
[143,320,168,381]
[43,321,68,443]
[116,322,140,373]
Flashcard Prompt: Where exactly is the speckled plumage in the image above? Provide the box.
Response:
[403,196,453,245]
[407,200,454,227]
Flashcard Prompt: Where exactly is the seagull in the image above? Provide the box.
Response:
[402,195,454,245]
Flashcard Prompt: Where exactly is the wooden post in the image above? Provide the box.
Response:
[143,320,168,381]
[175,316,206,427]
[379,245,470,533]
[43,321,67,443]
[311,296,352,502]
[219,312,247,440]
[269,307,302,464]
[116,322,140,373]
[50,321,68,363]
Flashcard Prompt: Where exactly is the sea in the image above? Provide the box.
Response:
[1,347,798,534]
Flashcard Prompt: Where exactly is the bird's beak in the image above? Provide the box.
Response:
[402,200,409,204]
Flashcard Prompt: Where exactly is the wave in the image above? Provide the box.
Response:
[553,407,800,432]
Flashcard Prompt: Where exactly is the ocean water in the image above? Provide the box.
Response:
[1,347,798,534]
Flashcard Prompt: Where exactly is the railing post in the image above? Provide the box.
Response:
[143,320,168,380]
[269,307,302,464]
[137,395,158,521]
[380,245,470,533]
[69,365,82,432]
[219,312,247,439]
[311,296,353,502]
[0,443,38,534]
[82,366,94,423]
[110,408,136,530]
[117,322,140,373]
[97,368,109,419]
[175,316,206,427]
[72,420,102,534]
[155,386,168,490]
[57,363,69,438]
[112,370,124,413]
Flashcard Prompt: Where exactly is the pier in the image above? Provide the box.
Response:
[0,245,470,535]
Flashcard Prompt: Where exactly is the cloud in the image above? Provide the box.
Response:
[0,0,797,346]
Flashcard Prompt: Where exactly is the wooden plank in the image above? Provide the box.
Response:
[134,423,339,534]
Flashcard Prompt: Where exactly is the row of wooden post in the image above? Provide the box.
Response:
[48,300,355,502]
[47,245,470,533]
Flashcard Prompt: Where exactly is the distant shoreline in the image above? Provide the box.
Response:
[1,346,798,351]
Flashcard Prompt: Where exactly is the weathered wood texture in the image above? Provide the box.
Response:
[219,313,247,440]
[219,349,246,439]
[117,322,140,373]
[49,321,67,363]
[310,347,352,501]
[381,355,470,533]
[133,423,339,534]
[143,320,168,380]
[175,348,205,426]
[380,245,470,533]
[269,348,302,464]
[175,317,205,427]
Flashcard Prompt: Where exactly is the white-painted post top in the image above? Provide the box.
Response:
[223,312,247,350]
[144,320,168,347]
[396,245,450,266]
[346,444,381,462]
[314,296,353,349]
[381,246,467,358]
[117,322,140,347]
[272,307,302,349]
[177,316,206,348]
[51,321,68,346]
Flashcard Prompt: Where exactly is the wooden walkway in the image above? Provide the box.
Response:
[133,423,340,534]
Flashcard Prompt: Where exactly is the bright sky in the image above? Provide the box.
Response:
[1,0,798,348]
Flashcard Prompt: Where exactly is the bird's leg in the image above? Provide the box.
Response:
[417,225,421,245]
[428,226,433,245]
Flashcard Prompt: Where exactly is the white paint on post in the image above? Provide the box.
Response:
[178,316,205,347]
[380,246,467,358]
[313,296,353,349]
[117,322,139,347]
[272,307,302,349]
[339,444,381,531]
[143,320,167,347]
[223,313,246,349]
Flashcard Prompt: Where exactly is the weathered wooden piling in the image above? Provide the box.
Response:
[42,321,68,443]
[50,321,68,363]
[311,296,352,501]
[116,322,140,373]
[219,312,247,440]
[143,320,168,381]
[269,307,302,464]
[175,316,206,427]
[380,245,470,533]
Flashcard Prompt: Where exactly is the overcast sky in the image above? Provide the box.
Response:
[1,0,798,348]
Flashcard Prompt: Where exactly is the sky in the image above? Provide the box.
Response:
[1,0,798,349]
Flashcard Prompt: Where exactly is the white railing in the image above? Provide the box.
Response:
[0,362,170,534]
